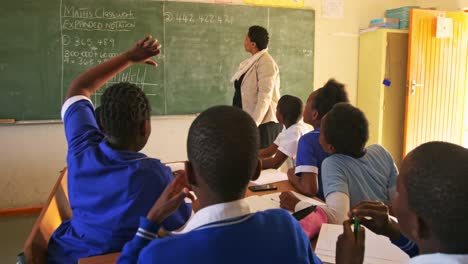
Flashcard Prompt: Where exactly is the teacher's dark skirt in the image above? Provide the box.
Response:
[258,121,283,149]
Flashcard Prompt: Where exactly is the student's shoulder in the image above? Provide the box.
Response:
[366,144,393,160]
[61,95,94,121]
[300,130,320,141]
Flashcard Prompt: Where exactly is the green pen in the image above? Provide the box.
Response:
[353,215,360,241]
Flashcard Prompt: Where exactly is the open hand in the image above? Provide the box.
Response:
[125,35,161,67]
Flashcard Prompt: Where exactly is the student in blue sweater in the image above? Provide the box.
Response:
[288,79,349,200]
[47,36,191,263]
[117,105,323,264]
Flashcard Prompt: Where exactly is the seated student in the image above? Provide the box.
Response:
[281,103,398,225]
[340,142,468,263]
[47,36,191,263]
[288,79,349,200]
[117,106,322,264]
[259,95,309,170]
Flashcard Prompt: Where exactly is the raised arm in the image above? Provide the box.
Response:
[66,36,160,100]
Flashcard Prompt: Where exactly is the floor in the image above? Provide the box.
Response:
[0,215,37,263]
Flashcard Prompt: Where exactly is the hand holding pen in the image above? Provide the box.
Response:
[336,220,365,264]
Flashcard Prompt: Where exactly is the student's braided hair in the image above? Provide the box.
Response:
[100,82,151,142]
[313,79,349,119]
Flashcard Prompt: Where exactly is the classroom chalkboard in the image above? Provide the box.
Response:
[0,0,314,120]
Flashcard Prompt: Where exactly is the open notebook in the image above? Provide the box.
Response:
[244,191,325,213]
[315,224,410,264]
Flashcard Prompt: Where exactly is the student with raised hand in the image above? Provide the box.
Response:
[288,79,349,200]
[117,106,321,264]
[47,36,191,263]
[259,95,309,170]
[281,103,398,225]
[342,141,468,263]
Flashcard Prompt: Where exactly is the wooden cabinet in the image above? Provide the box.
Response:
[357,29,408,167]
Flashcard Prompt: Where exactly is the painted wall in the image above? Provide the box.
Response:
[1,0,462,208]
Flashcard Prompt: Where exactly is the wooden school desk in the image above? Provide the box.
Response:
[79,180,320,264]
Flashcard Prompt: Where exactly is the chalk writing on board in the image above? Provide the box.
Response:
[62,5,137,32]
[163,11,234,25]
[62,35,115,48]
[302,49,313,56]
[63,5,136,20]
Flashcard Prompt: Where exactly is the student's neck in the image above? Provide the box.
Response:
[284,122,293,129]
[107,138,139,152]
[310,120,320,129]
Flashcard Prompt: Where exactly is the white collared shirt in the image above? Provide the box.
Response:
[409,253,468,264]
[173,199,252,234]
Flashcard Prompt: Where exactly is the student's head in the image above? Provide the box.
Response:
[100,82,151,151]
[245,25,269,53]
[94,106,105,132]
[276,95,303,127]
[187,106,260,202]
[303,79,349,127]
[393,142,468,253]
[319,103,368,158]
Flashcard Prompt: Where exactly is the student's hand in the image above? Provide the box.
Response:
[336,220,365,264]
[146,174,195,224]
[287,168,295,181]
[279,191,300,211]
[349,201,401,241]
[125,35,161,67]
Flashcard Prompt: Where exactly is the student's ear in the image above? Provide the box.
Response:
[312,109,319,121]
[184,161,197,187]
[328,144,336,154]
[140,119,151,138]
[251,159,262,181]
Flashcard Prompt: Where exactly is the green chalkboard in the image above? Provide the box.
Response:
[0,0,315,120]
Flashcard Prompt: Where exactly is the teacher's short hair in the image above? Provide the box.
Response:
[248,25,269,50]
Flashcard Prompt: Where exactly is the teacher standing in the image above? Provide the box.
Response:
[231,25,282,148]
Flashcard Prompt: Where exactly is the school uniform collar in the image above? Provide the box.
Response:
[173,198,252,234]
[311,127,320,133]
[409,253,468,263]
[99,140,149,162]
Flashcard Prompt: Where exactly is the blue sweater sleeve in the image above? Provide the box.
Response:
[391,235,419,257]
[117,217,161,264]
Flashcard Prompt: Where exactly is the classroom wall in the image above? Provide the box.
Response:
[1,0,461,209]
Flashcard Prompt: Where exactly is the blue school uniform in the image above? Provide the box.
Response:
[117,200,322,264]
[47,96,191,264]
[295,128,329,200]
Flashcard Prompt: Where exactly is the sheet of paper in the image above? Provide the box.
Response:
[315,224,410,264]
[262,191,326,206]
[244,195,290,213]
[166,162,185,172]
[251,169,288,185]
[322,0,344,19]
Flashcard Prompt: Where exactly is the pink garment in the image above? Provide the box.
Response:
[298,207,328,238]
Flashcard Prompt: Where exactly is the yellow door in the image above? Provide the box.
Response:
[404,9,468,155]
